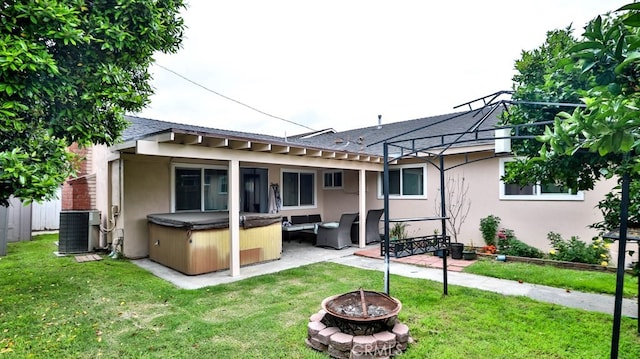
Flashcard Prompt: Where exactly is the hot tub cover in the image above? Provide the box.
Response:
[147,212,281,230]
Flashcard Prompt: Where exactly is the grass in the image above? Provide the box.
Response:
[0,234,638,358]
[464,257,639,298]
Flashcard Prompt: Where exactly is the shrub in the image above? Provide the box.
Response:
[497,228,545,258]
[479,215,501,246]
[547,232,611,265]
[390,222,408,240]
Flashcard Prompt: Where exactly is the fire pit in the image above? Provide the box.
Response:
[321,289,401,335]
[306,289,412,358]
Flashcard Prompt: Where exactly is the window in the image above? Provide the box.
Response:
[173,164,228,211]
[323,171,343,189]
[499,158,583,200]
[378,164,427,198]
[282,169,316,207]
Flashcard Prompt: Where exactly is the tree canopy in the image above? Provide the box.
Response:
[0,0,186,205]
[502,3,640,230]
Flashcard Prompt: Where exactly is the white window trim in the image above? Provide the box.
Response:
[322,170,343,189]
[280,168,317,209]
[499,158,584,201]
[377,163,428,199]
[171,163,229,212]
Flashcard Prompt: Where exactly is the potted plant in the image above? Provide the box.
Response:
[388,222,409,256]
[482,244,497,254]
[479,215,501,247]
[450,242,464,259]
[390,222,408,241]
[434,174,471,260]
[462,241,477,260]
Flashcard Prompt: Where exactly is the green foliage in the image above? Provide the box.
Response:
[390,222,408,240]
[592,179,640,231]
[465,259,638,298]
[630,261,640,277]
[479,214,500,246]
[497,228,545,258]
[502,4,640,232]
[547,232,612,265]
[0,0,186,205]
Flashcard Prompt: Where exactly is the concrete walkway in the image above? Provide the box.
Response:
[132,241,638,318]
[336,254,638,318]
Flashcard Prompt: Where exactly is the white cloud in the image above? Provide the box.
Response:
[135,0,631,136]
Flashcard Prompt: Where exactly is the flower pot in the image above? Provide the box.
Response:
[462,250,477,260]
[450,243,464,259]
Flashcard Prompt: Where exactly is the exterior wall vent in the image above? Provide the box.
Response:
[58,210,100,254]
[494,128,511,153]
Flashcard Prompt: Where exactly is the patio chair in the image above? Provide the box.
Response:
[350,209,384,245]
[365,209,384,244]
[315,212,358,250]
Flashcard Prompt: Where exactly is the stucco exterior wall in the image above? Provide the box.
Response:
[320,169,363,222]
[454,155,614,252]
[368,152,616,257]
[121,154,171,258]
[108,159,120,247]
[102,145,620,263]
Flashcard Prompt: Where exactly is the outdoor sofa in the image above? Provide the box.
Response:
[281,214,322,242]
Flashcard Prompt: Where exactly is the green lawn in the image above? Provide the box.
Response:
[1,234,639,358]
[464,257,639,298]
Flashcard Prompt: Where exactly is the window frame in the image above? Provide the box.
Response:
[322,170,343,189]
[280,168,317,209]
[171,163,229,212]
[498,158,584,201]
[377,163,427,199]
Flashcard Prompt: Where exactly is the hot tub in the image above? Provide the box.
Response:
[147,212,282,275]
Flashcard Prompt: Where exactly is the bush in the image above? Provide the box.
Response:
[497,228,545,258]
[547,232,611,265]
[479,215,501,246]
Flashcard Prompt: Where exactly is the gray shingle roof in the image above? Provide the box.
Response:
[122,115,289,144]
[122,107,500,157]
[294,107,501,156]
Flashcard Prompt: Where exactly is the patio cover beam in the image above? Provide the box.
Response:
[133,140,383,171]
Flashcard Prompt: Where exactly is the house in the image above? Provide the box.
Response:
[89,107,617,275]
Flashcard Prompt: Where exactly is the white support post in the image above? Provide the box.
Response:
[229,159,241,276]
[358,169,366,248]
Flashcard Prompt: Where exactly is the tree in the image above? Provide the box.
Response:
[434,173,471,243]
[502,4,640,231]
[502,6,640,355]
[0,0,186,205]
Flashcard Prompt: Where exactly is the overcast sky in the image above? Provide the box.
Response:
[134,0,632,137]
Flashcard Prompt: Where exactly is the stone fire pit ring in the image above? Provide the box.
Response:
[307,289,411,357]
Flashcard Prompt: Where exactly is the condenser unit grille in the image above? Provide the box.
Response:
[59,211,91,254]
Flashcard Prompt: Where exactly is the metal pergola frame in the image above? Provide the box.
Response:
[370,91,635,359]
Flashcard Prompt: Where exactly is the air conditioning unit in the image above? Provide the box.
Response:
[58,210,101,254]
